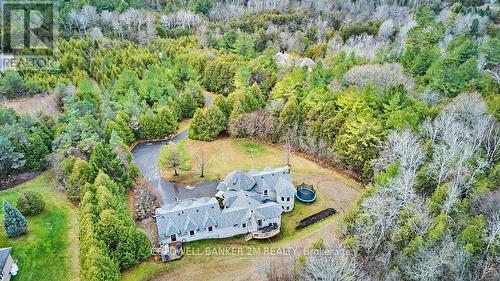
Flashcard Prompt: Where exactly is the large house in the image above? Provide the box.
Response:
[0,248,18,281]
[155,166,296,258]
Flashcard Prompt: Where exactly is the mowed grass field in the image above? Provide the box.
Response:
[0,173,79,281]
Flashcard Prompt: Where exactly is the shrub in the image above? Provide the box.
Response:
[16,191,46,216]
[3,201,27,237]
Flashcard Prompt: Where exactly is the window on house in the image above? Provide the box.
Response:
[287,197,290,202]
[286,206,290,211]
[190,230,195,236]
[170,234,177,242]
[242,223,246,228]
[258,219,262,227]
[208,226,213,232]
[281,197,285,201]
[263,190,268,196]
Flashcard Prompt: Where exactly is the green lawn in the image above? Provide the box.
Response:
[0,173,79,281]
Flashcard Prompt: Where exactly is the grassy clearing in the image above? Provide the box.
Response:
[160,137,358,187]
[4,93,60,117]
[121,260,167,281]
[0,173,79,281]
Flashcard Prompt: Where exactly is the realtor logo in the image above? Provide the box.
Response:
[1,0,58,71]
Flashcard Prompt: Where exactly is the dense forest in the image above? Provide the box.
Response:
[0,0,498,280]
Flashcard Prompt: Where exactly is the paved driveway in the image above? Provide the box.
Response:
[132,93,217,204]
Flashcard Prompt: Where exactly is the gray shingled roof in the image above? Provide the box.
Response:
[255,202,283,219]
[0,247,11,270]
[223,190,260,207]
[156,197,221,241]
[216,182,227,191]
[251,166,291,193]
[157,198,253,241]
[219,207,251,227]
[203,213,217,228]
[227,193,261,209]
[156,167,294,244]
[223,170,256,191]
[274,177,296,197]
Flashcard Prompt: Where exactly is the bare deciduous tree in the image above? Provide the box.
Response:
[195,150,209,178]
[328,34,388,61]
[264,255,297,281]
[302,241,364,281]
[133,179,160,220]
[344,63,414,91]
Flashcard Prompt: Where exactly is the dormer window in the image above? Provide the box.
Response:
[263,190,268,196]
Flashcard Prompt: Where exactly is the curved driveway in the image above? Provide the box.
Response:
[131,93,217,204]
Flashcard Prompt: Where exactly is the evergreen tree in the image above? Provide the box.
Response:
[184,81,205,108]
[3,201,28,237]
[67,158,95,202]
[90,142,128,186]
[189,109,208,140]
[213,95,231,117]
[179,91,198,119]
[104,112,134,144]
[16,191,45,216]
[167,97,181,121]
[156,107,178,137]
[205,106,226,140]
[280,96,303,128]
[189,106,227,141]
[0,136,25,180]
[138,111,157,140]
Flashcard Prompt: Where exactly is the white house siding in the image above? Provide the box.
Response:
[277,194,295,212]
